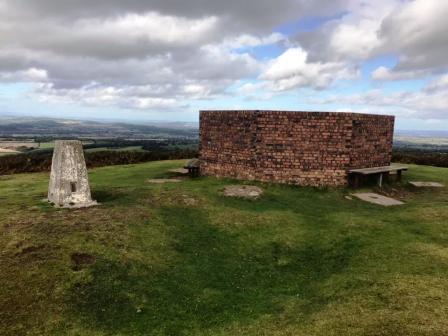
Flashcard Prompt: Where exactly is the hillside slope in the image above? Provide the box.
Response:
[1,161,447,335]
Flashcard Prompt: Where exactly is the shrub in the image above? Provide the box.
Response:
[392,150,448,168]
[0,149,198,175]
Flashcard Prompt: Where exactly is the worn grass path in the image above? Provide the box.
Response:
[0,161,447,335]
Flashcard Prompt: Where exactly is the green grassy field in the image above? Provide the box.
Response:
[37,142,56,149]
[0,161,447,335]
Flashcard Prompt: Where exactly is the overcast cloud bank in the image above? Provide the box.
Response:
[0,0,447,126]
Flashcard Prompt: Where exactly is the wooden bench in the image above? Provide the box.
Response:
[348,164,408,188]
[184,158,200,177]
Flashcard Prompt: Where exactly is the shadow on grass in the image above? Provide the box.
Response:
[68,206,361,335]
[212,188,353,220]
[91,187,136,206]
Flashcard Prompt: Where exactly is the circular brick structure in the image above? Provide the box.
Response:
[199,110,394,186]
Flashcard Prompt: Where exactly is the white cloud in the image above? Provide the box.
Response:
[330,0,396,59]
[182,84,211,99]
[371,66,427,81]
[0,12,220,61]
[222,33,286,49]
[426,74,448,92]
[34,83,184,110]
[379,0,448,72]
[0,67,48,82]
[131,97,182,109]
[237,82,263,96]
[315,73,448,119]
[0,0,293,109]
[329,19,381,60]
[298,0,448,78]
[296,0,396,63]
[260,47,358,91]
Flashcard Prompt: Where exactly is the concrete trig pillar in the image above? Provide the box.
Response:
[48,140,97,208]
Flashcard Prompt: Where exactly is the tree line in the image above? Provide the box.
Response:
[392,150,448,168]
[0,149,198,175]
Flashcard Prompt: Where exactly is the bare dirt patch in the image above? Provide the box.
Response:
[16,244,49,256]
[71,252,95,271]
[372,186,413,201]
[222,185,263,199]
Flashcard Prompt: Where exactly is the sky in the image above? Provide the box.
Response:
[0,0,447,130]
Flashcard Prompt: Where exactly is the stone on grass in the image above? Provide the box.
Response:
[168,168,189,175]
[147,179,182,184]
[222,185,263,199]
[409,181,444,188]
[353,193,404,206]
[48,140,97,208]
[182,195,198,206]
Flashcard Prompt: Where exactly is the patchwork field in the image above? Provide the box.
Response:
[0,141,38,156]
[0,160,447,335]
[0,141,38,148]
[0,148,20,156]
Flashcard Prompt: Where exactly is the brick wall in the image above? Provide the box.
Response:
[199,110,394,186]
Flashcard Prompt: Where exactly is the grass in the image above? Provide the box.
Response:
[38,142,56,149]
[0,161,447,335]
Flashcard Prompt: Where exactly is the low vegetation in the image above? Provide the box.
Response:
[393,150,448,168]
[0,149,198,175]
[1,160,447,335]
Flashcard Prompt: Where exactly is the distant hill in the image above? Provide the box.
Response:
[395,130,448,138]
[0,116,198,139]
[2,116,447,145]
[394,129,448,151]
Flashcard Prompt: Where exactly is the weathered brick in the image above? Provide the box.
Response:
[199,110,394,186]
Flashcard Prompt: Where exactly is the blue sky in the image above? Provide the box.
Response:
[0,0,447,129]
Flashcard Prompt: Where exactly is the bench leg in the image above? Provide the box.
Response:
[354,174,360,188]
[397,170,402,182]
[378,173,383,188]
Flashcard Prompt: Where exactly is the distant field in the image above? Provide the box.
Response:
[37,142,55,149]
[0,148,20,154]
[395,136,448,146]
[0,161,447,335]
[0,141,38,150]
[0,140,105,156]
[0,148,19,156]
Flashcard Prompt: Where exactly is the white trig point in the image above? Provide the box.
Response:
[48,140,97,208]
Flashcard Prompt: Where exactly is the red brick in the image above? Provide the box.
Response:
[199,110,394,186]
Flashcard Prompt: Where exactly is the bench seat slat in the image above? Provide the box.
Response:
[348,164,408,175]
